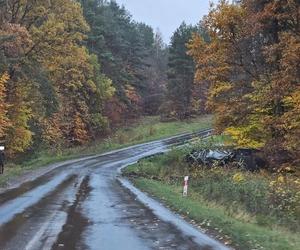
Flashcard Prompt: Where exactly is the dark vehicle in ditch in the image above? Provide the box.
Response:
[186,148,267,171]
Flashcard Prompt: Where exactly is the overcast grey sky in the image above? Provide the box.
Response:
[115,0,213,44]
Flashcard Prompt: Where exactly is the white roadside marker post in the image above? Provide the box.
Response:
[183,176,189,197]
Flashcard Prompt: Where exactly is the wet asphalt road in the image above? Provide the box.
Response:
[0,130,228,250]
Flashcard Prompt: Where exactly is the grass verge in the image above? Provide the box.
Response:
[0,115,212,187]
[131,178,299,250]
[123,143,300,250]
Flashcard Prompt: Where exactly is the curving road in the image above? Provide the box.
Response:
[0,130,228,250]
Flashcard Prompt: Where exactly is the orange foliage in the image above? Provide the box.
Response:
[189,0,300,169]
[71,112,89,145]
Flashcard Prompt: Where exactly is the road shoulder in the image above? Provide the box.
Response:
[118,176,229,250]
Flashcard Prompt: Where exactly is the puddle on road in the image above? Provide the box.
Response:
[52,175,92,250]
[0,158,102,205]
[0,175,76,250]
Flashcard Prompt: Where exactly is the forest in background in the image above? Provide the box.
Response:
[0,0,206,159]
[0,0,171,158]
[0,0,299,172]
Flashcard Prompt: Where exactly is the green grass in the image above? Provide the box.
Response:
[0,115,212,187]
[131,178,300,250]
[124,144,300,230]
[123,144,300,250]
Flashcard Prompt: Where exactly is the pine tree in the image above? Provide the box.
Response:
[143,29,168,115]
[80,0,158,121]
[164,22,197,120]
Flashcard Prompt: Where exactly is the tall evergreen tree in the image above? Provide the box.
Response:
[80,0,156,122]
[163,22,197,120]
[143,29,168,115]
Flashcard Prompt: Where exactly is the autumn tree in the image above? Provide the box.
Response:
[243,0,300,168]
[189,0,300,169]
[5,78,33,156]
[0,73,10,140]
[0,0,114,157]
[0,22,34,155]
[188,1,259,141]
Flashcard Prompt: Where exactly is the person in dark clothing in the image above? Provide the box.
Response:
[0,149,4,174]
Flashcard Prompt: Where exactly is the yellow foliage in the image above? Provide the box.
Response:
[189,0,300,171]
[268,174,300,217]
[125,84,141,104]
[6,82,33,156]
[210,82,233,98]
[72,112,89,145]
[0,73,11,138]
[277,176,285,183]
[225,125,266,149]
[0,0,117,157]
[41,114,63,147]
[232,173,245,184]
